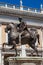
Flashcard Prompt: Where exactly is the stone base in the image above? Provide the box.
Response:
[7,57,42,65]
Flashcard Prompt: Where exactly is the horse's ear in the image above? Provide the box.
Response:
[18,17,22,22]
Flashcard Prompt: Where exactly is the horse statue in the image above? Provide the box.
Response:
[2,23,19,56]
[2,17,40,56]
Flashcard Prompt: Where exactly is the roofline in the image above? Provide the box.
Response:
[0,6,43,21]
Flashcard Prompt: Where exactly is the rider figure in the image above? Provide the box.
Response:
[17,17,32,37]
[17,17,29,33]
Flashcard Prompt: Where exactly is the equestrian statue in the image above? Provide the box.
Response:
[2,17,40,56]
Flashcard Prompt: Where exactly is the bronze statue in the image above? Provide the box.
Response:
[2,17,40,56]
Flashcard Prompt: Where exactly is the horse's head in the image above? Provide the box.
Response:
[5,24,11,33]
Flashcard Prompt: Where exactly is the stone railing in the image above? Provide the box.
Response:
[0,2,42,14]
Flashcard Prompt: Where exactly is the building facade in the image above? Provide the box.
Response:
[0,2,43,65]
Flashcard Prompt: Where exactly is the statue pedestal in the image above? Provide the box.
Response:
[8,57,42,65]
[20,45,26,57]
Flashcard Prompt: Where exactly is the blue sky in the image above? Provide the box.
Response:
[0,0,43,9]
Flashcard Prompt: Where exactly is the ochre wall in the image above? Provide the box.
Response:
[2,25,6,44]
